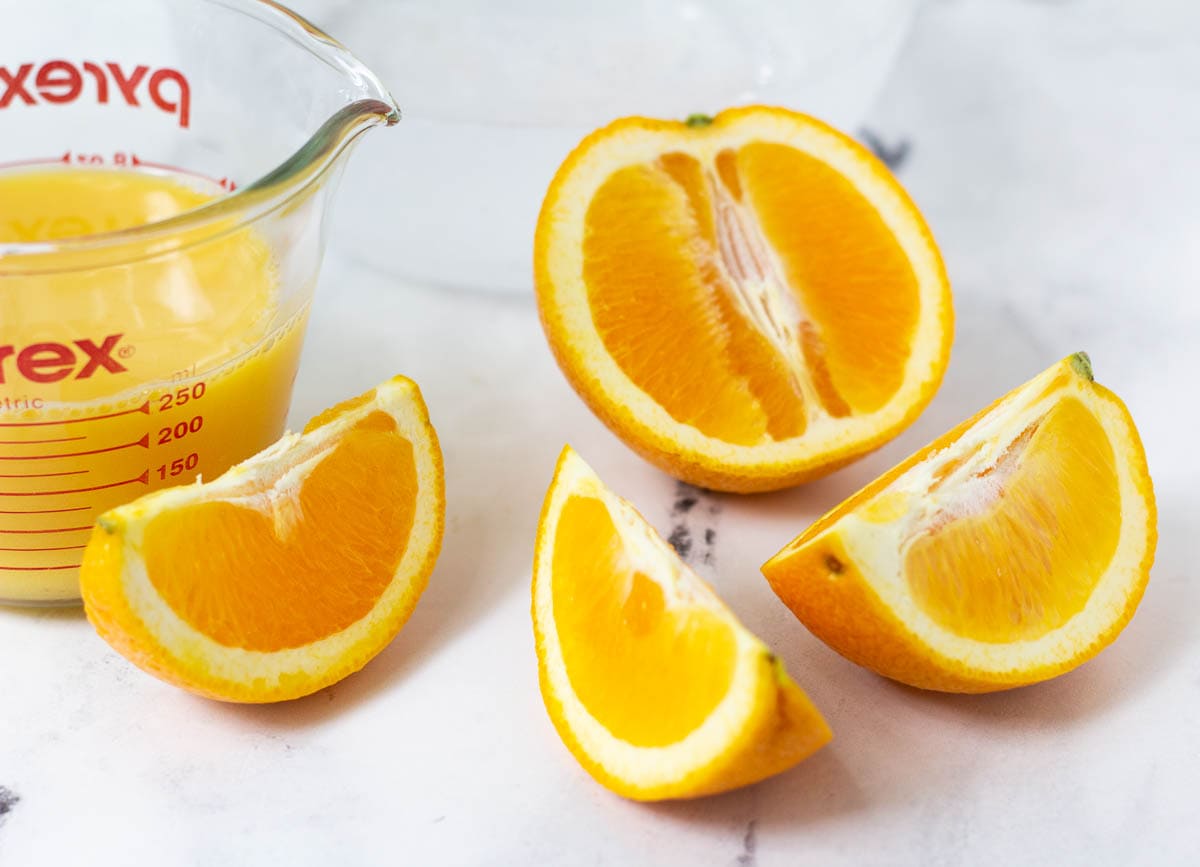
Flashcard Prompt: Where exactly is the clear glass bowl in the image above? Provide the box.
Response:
[296,0,921,293]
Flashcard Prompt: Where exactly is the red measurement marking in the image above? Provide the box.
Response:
[0,434,148,461]
[0,436,87,445]
[0,469,88,479]
[0,155,67,171]
[0,470,147,497]
[0,544,86,552]
[0,401,149,428]
[129,153,234,189]
[0,506,89,514]
[0,563,82,571]
[0,525,91,534]
[0,154,229,187]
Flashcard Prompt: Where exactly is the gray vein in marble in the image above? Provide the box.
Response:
[736,818,758,866]
[859,128,913,171]
[667,481,721,573]
[0,785,19,828]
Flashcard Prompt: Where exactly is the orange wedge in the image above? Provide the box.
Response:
[533,446,831,800]
[535,106,953,492]
[762,354,1156,692]
[80,375,445,703]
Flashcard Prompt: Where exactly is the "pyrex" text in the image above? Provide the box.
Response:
[0,334,129,384]
[0,60,190,128]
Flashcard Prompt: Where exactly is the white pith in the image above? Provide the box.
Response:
[109,377,443,687]
[534,449,773,787]
[775,360,1154,673]
[707,162,828,414]
[541,113,950,470]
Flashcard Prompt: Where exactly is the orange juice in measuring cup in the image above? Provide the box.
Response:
[0,1,399,602]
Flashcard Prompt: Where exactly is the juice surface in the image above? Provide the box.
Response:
[0,167,308,602]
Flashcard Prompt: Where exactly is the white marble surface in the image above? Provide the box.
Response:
[3,1,1199,864]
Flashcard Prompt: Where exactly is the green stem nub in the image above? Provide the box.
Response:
[1069,351,1094,381]
[685,113,714,129]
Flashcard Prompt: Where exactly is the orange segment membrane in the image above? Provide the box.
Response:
[736,142,920,413]
[583,161,804,445]
[143,411,417,651]
[551,494,736,746]
[904,398,1121,642]
[582,141,921,445]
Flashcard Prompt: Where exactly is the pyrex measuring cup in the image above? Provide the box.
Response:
[0,0,399,603]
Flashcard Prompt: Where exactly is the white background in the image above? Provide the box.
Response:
[2,1,1198,864]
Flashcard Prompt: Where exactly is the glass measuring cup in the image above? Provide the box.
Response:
[0,0,399,604]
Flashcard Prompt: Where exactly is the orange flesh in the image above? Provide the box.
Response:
[905,397,1121,642]
[143,411,417,652]
[581,141,920,445]
[737,143,919,412]
[551,494,737,746]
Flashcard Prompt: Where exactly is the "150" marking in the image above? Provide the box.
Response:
[156,453,198,480]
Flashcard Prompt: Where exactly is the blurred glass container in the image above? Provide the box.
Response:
[298,0,921,293]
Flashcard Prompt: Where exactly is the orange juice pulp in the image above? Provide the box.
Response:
[0,167,309,602]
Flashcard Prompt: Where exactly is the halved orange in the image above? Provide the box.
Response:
[80,375,445,703]
[535,106,953,492]
[533,446,831,800]
[762,354,1156,692]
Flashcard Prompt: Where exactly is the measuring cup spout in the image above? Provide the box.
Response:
[236,0,401,197]
[245,98,399,197]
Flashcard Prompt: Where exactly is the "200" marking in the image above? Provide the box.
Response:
[157,414,203,445]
